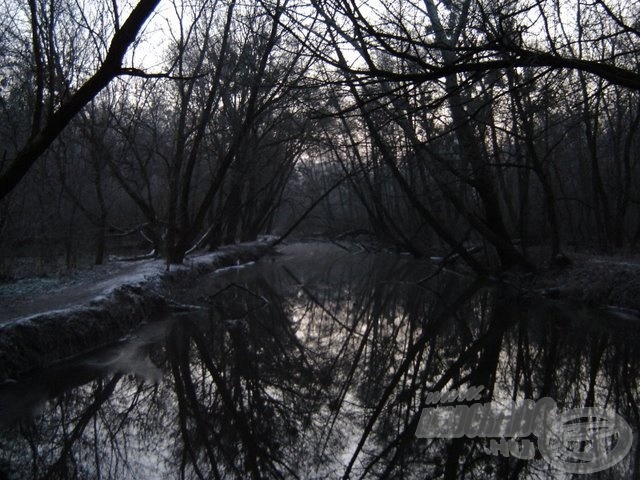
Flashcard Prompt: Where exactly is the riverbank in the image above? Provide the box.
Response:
[0,241,276,381]
[528,252,640,311]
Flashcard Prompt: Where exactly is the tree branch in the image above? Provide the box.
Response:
[0,0,160,201]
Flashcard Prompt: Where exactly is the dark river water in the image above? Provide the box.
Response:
[0,243,638,479]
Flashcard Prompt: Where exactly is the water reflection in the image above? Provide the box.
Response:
[0,244,638,479]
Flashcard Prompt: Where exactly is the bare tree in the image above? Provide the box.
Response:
[0,0,160,200]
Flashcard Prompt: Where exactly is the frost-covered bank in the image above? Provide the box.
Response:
[0,242,275,381]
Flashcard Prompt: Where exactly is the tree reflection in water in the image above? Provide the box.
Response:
[0,245,638,479]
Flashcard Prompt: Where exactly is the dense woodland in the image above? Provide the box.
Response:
[2,0,640,273]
